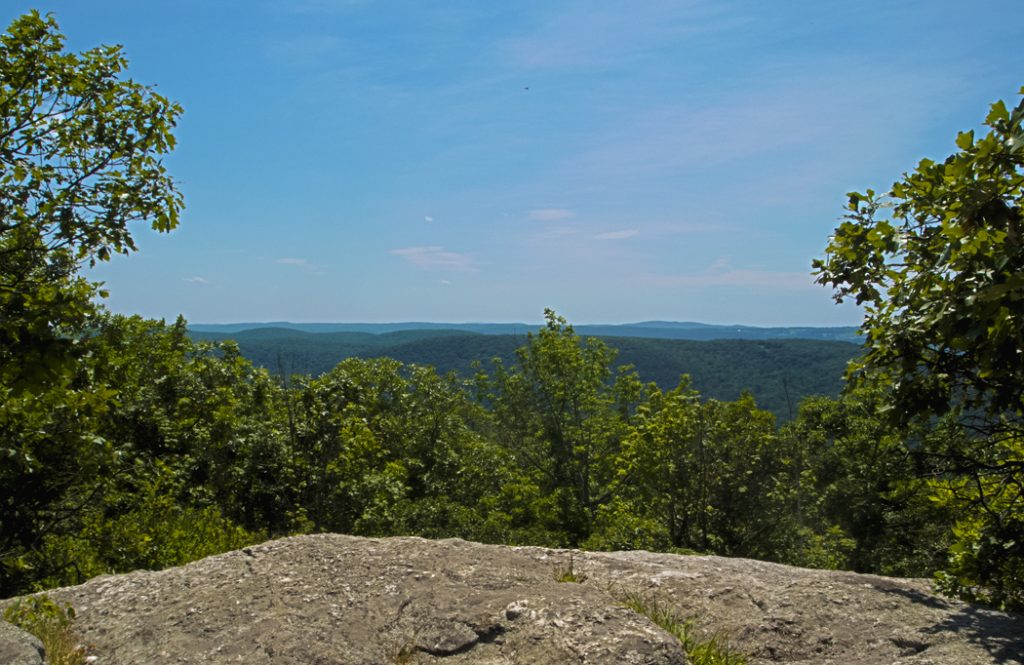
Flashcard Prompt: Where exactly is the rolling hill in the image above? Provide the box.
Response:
[189,320,861,343]
[189,326,861,420]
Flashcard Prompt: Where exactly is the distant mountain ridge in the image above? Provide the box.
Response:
[188,325,862,421]
[188,321,862,343]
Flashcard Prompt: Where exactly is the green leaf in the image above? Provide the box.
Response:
[987,100,1009,125]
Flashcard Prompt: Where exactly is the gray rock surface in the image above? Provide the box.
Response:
[0,620,44,665]
[8,534,1024,664]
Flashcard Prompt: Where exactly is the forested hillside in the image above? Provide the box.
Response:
[190,327,857,421]
[189,320,862,343]
[2,12,1022,619]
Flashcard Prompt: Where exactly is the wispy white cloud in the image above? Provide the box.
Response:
[531,225,578,240]
[424,215,434,223]
[655,270,815,291]
[562,67,952,194]
[594,229,639,240]
[641,267,817,291]
[707,255,731,273]
[276,258,310,266]
[528,208,575,221]
[499,1,739,70]
[275,0,369,15]
[183,276,209,284]
[569,96,818,179]
[390,246,478,271]
[647,221,733,236]
[274,257,327,276]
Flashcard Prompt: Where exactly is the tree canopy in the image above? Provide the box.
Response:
[815,89,1024,611]
[0,11,183,591]
[814,89,1024,426]
[0,10,182,392]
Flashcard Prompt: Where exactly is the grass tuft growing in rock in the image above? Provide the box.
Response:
[620,592,747,665]
[388,642,418,664]
[3,594,87,665]
[554,552,588,583]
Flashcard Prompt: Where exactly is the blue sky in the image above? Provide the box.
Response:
[9,1,1023,325]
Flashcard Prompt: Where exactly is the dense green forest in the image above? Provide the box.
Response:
[188,320,862,343]
[2,12,1023,615]
[189,327,858,421]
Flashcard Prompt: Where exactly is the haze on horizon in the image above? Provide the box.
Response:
[12,1,1022,327]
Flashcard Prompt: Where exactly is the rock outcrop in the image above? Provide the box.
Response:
[6,534,1023,664]
[0,620,44,665]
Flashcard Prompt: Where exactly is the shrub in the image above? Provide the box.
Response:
[3,595,86,665]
